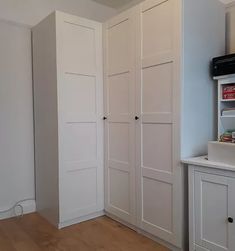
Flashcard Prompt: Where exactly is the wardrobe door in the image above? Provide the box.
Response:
[56,12,104,224]
[104,9,136,225]
[136,0,182,247]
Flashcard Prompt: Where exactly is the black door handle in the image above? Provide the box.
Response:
[103,117,107,120]
[135,116,139,120]
[228,217,234,223]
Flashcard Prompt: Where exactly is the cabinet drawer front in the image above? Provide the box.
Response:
[194,172,235,251]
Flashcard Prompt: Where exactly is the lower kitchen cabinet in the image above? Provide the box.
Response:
[186,158,235,251]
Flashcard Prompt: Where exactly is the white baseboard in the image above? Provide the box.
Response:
[105,212,183,251]
[139,229,182,251]
[105,211,138,231]
[58,210,105,229]
[0,199,36,220]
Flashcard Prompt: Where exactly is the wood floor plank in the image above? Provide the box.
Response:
[15,214,92,251]
[0,213,170,251]
[0,218,41,251]
[0,228,17,251]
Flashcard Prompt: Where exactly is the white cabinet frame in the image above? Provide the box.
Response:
[189,165,235,251]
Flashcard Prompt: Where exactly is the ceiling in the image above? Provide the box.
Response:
[93,0,137,9]
[221,0,235,3]
[93,0,235,9]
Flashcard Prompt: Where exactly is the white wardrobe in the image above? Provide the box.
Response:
[104,1,182,248]
[33,11,104,228]
[104,0,225,250]
[33,0,225,250]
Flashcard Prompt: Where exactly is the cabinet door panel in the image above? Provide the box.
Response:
[62,21,96,75]
[109,123,129,163]
[57,12,104,223]
[109,168,130,214]
[104,9,136,225]
[142,123,172,173]
[63,123,97,163]
[142,177,173,232]
[107,20,130,75]
[136,0,181,247]
[195,172,235,251]
[108,74,129,115]
[60,168,97,221]
[142,0,173,60]
[142,63,173,114]
[62,74,96,121]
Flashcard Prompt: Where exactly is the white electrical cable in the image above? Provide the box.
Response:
[0,198,34,217]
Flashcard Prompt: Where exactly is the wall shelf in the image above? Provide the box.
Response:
[221,99,235,102]
[217,75,235,138]
[221,115,235,118]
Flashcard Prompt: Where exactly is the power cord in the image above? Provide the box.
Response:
[0,198,35,217]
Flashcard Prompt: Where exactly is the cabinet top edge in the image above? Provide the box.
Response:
[182,156,235,172]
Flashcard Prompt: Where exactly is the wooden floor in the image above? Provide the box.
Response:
[0,213,170,251]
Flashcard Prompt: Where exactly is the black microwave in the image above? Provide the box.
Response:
[212,53,235,77]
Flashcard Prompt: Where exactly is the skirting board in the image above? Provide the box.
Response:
[58,210,105,229]
[0,199,36,220]
[105,211,183,251]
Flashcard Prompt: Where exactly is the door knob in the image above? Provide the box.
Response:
[135,116,139,120]
[228,217,234,223]
[103,117,107,120]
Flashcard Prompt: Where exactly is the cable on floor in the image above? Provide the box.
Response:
[0,198,34,217]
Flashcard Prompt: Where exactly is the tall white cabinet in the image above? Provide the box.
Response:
[135,0,181,246]
[33,11,104,228]
[104,0,225,250]
[104,8,137,225]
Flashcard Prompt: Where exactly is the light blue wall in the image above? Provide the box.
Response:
[182,0,225,158]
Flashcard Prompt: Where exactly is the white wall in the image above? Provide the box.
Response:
[226,3,235,53]
[0,0,116,26]
[0,21,35,219]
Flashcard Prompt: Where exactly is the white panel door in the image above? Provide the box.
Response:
[195,172,235,251]
[136,0,182,246]
[56,12,104,223]
[104,9,136,225]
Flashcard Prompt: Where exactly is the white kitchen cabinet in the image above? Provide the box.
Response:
[185,157,235,251]
[33,11,104,228]
[104,0,225,250]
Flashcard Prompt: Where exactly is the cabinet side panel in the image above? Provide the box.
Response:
[32,13,59,226]
[182,0,225,158]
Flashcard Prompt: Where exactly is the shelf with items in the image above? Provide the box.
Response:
[219,116,235,133]
[217,76,235,142]
[220,83,235,100]
[221,99,235,102]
